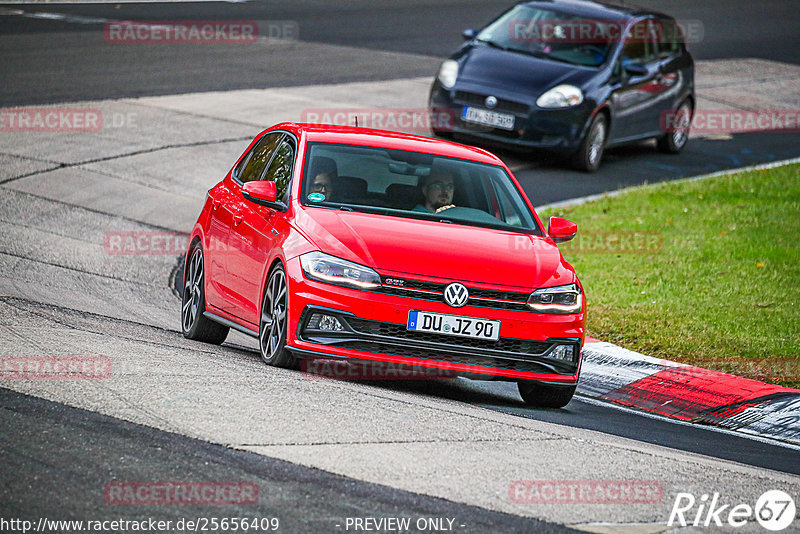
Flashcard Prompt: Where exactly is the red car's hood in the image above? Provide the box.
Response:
[294,208,574,290]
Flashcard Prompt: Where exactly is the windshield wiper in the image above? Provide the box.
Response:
[479,40,583,66]
[476,38,509,51]
[319,203,541,235]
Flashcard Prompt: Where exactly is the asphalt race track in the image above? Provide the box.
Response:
[3,0,800,204]
[1,0,799,104]
[1,388,570,533]
[1,1,799,532]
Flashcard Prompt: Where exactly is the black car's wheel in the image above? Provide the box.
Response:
[181,244,229,344]
[657,100,692,154]
[571,114,607,172]
[518,381,576,408]
[259,263,296,368]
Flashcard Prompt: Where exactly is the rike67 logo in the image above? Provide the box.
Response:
[669,490,796,531]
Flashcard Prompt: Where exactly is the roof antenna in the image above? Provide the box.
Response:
[355,116,358,127]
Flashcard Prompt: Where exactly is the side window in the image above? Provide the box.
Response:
[621,20,658,65]
[236,133,283,184]
[656,18,681,59]
[262,139,295,202]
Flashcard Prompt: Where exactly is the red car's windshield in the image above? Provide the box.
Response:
[300,142,541,234]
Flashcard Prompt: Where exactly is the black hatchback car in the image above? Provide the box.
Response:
[428,0,694,171]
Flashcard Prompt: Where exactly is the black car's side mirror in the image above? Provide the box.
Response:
[461,28,477,40]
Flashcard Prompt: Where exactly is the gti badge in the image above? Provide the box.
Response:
[444,283,469,308]
[485,96,498,109]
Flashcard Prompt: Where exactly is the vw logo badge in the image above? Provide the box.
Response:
[444,283,469,308]
[485,96,498,109]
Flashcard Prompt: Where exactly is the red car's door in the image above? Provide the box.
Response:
[210,132,284,318]
[203,181,237,312]
[225,135,295,326]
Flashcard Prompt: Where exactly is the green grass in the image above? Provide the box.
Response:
[540,163,800,387]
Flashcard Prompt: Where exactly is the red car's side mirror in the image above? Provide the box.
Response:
[548,216,577,243]
[243,181,277,203]
[242,181,287,211]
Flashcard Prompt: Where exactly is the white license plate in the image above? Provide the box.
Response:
[461,106,515,130]
[407,310,500,341]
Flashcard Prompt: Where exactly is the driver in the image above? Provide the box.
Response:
[413,169,456,213]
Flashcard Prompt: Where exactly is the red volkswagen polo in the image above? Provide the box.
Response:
[182,123,585,407]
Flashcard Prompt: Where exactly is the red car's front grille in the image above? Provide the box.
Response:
[378,276,531,312]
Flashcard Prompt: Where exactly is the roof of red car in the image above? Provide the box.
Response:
[272,123,505,166]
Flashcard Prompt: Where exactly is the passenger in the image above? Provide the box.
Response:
[413,169,456,213]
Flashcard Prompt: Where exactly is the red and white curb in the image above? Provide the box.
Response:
[536,159,800,447]
[578,339,800,446]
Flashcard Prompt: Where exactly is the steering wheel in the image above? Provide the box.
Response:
[577,44,606,60]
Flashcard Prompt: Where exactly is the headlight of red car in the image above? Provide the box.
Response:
[300,251,381,290]
[527,283,582,314]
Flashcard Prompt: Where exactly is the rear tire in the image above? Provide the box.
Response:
[657,100,692,154]
[259,263,296,369]
[181,244,229,345]
[518,381,576,408]
[571,114,607,172]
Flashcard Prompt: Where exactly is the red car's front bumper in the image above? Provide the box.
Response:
[283,257,584,384]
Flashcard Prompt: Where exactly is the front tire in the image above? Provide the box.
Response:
[518,381,576,408]
[259,263,296,368]
[571,114,607,172]
[181,244,229,345]
[657,100,692,153]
